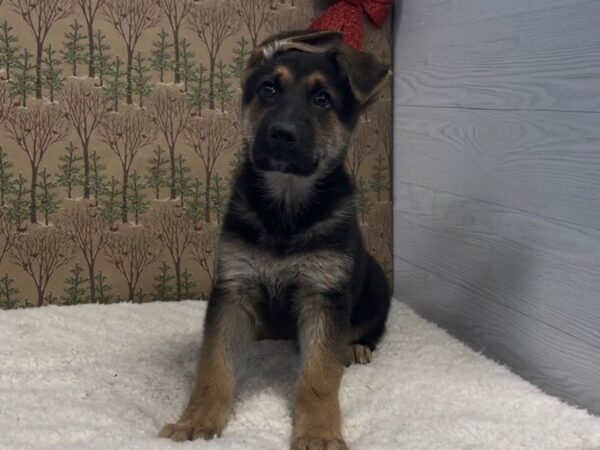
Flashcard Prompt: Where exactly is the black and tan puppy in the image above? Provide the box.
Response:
[160,30,391,450]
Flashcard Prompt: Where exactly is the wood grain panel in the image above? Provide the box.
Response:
[394,0,600,111]
[393,183,600,413]
[392,0,600,417]
[394,106,600,230]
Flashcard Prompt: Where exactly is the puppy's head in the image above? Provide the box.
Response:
[241,30,390,177]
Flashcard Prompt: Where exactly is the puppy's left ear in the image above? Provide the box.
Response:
[334,46,392,106]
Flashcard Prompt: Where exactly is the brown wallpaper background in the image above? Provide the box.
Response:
[0,0,392,309]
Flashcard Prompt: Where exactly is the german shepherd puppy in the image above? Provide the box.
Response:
[160,30,391,450]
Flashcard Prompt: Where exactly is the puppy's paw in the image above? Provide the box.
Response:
[291,435,348,450]
[345,344,372,366]
[159,422,221,442]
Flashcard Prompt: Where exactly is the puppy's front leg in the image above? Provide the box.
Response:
[160,283,258,441]
[292,295,348,450]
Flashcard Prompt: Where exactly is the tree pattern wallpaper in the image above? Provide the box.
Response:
[0,0,392,309]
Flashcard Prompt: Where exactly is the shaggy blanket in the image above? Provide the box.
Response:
[1,300,599,450]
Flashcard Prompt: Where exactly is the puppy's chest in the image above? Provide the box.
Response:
[219,241,351,297]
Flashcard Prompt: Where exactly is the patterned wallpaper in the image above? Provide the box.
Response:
[0,0,392,309]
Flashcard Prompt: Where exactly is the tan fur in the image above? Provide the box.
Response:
[241,64,352,177]
[293,296,347,450]
[346,344,372,366]
[159,302,257,441]
[305,71,326,89]
[314,112,351,167]
[275,65,295,86]
[304,71,341,105]
[218,238,352,295]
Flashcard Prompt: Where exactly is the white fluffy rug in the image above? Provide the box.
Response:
[1,300,599,450]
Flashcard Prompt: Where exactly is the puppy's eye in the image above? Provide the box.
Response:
[314,91,332,110]
[259,81,277,99]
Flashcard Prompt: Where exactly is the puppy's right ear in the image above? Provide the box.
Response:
[246,30,344,73]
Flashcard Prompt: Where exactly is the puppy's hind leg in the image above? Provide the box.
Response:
[347,253,390,366]
[160,283,259,442]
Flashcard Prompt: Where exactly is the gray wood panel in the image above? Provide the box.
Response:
[395,0,600,111]
[393,0,600,414]
[395,106,600,229]
[393,184,600,413]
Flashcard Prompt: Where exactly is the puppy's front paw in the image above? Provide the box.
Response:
[291,435,348,450]
[345,343,372,366]
[159,421,221,442]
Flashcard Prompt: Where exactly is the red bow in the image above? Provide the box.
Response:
[309,0,392,51]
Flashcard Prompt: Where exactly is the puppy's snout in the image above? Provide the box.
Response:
[267,123,299,149]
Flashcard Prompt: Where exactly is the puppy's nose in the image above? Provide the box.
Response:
[267,123,298,148]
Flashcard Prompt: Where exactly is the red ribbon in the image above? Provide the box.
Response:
[309,0,393,51]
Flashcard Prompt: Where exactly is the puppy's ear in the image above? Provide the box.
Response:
[247,30,344,71]
[277,30,344,54]
[334,46,392,105]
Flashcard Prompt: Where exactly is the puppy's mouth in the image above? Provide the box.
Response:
[252,149,319,176]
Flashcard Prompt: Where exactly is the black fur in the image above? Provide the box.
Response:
[159,31,392,448]
[219,45,391,350]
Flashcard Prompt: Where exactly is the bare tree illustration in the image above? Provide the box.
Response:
[346,122,375,185]
[156,0,194,85]
[58,204,111,303]
[0,82,13,125]
[237,0,273,48]
[189,227,217,284]
[265,6,313,35]
[103,228,160,301]
[58,81,107,199]
[10,229,75,307]
[98,107,156,223]
[187,0,239,110]
[148,207,195,301]
[184,116,232,223]
[76,0,107,78]
[3,103,69,223]
[8,0,74,99]
[149,88,193,200]
[102,0,161,105]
